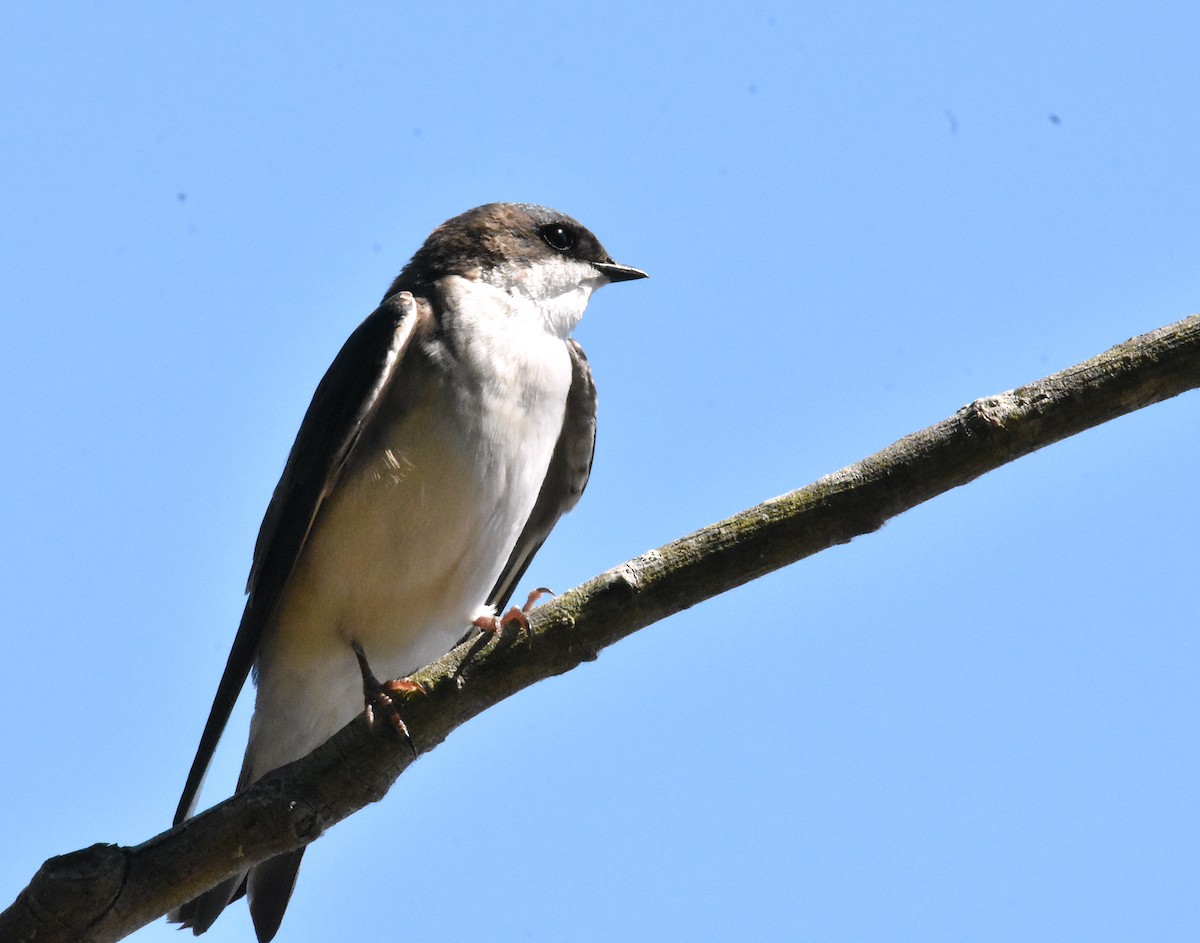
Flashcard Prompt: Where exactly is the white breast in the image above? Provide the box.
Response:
[242,275,576,782]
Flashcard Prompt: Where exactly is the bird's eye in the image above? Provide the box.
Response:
[539,224,576,252]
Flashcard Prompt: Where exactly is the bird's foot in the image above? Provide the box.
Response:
[472,587,554,641]
[352,642,425,755]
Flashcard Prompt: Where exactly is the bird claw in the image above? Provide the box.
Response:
[522,585,554,613]
[353,642,425,755]
[472,587,554,641]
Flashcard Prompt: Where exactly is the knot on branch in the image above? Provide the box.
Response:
[960,391,1021,430]
[21,843,127,937]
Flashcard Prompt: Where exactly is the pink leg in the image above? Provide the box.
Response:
[352,641,425,754]
[473,587,555,638]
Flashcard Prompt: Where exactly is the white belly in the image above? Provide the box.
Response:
[243,320,572,782]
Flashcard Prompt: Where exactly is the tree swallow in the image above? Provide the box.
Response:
[171,203,646,940]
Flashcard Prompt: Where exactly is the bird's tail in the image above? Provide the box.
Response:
[169,848,305,942]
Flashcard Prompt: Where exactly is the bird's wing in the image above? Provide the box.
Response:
[174,291,427,825]
[487,339,597,612]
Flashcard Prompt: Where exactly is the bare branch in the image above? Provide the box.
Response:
[4,314,1198,943]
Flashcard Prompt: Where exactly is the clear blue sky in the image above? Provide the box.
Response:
[3,2,1198,941]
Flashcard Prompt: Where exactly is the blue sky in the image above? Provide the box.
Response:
[2,2,1198,941]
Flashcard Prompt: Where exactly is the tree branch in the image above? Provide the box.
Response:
[4,314,1198,943]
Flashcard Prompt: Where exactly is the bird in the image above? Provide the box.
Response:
[170,203,646,940]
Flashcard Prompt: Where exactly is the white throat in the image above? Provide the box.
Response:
[482,255,605,339]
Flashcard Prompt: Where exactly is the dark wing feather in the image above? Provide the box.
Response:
[488,340,597,611]
[173,291,425,825]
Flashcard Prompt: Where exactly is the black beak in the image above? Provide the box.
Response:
[595,260,649,283]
